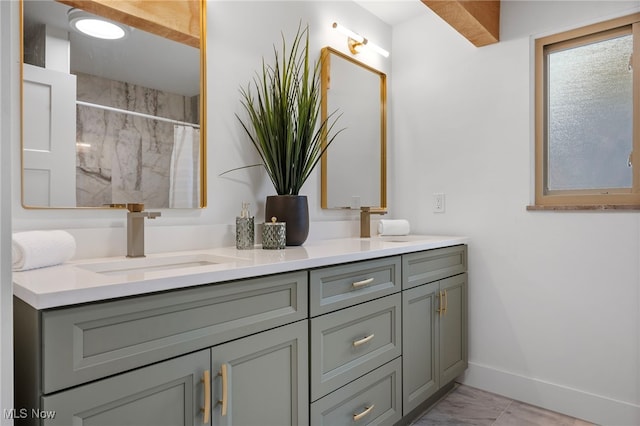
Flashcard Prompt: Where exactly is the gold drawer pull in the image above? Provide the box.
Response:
[201,370,211,424]
[353,333,375,347]
[217,364,228,416]
[353,404,375,421]
[352,277,375,288]
[443,289,448,315]
[437,290,444,317]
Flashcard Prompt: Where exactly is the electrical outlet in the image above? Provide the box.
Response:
[433,193,445,213]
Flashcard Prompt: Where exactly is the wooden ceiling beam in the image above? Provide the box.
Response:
[57,0,200,48]
[421,0,500,47]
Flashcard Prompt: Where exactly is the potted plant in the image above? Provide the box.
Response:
[236,24,342,245]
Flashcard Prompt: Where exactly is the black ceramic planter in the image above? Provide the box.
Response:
[265,195,309,246]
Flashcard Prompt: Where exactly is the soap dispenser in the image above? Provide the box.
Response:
[235,202,254,250]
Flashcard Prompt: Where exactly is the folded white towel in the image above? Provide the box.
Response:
[12,230,76,271]
[378,219,411,236]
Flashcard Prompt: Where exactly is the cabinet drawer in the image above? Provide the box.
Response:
[310,293,401,401]
[41,271,307,393]
[310,256,401,316]
[310,358,401,426]
[402,245,467,289]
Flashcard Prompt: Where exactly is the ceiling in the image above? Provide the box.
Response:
[353,0,429,26]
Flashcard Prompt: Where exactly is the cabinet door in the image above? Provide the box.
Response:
[402,281,439,415]
[42,349,211,426]
[439,273,468,385]
[211,321,309,426]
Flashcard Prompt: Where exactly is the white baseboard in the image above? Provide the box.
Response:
[460,362,640,426]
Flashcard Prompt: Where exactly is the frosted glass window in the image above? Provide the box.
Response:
[547,34,633,191]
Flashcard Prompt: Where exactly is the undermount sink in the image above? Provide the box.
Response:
[76,253,240,276]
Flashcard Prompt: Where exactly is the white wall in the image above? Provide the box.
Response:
[10,1,392,259]
[392,2,640,424]
[0,0,15,423]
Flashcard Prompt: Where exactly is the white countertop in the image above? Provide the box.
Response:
[13,235,468,309]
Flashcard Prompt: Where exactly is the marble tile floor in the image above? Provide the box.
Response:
[412,384,597,426]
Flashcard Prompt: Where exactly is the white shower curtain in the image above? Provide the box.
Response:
[170,125,200,208]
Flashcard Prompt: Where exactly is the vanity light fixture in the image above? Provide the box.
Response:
[68,8,129,40]
[332,22,389,58]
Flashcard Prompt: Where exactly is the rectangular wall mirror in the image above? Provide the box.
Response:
[321,46,386,210]
[20,0,206,209]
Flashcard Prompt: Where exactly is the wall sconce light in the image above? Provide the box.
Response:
[332,22,389,58]
[68,8,129,40]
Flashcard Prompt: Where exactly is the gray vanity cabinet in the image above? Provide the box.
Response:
[401,246,468,416]
[41,349,211,426]
[14,271,308,426]
[14,243,468,426]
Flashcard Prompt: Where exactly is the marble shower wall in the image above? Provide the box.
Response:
[75,72,199,208]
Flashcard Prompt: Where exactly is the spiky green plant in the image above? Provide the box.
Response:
[236,24,342,195]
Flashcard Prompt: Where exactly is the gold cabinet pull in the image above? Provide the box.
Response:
[353,404,375,421]
[443,289,448,315]
[217,364,228,417]
[352,277,375,289]
[353,333,375,347]
[437,290,444,316]
[201,370,211,424]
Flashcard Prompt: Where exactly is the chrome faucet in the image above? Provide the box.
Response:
[360,207,387,238]
[126,203,161,258]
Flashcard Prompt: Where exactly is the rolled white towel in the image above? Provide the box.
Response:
[378,219,411,236]
[12,230,76,271]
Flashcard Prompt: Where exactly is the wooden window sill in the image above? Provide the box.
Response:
[527,205,640,211]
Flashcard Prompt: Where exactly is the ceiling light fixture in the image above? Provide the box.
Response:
[332,22,389,58]
[68,8,129,40]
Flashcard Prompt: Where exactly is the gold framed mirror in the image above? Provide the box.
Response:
[20,0,207,209]
[320,46,386,210]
